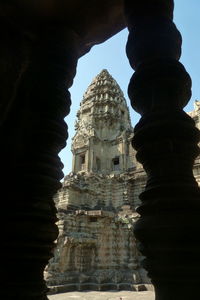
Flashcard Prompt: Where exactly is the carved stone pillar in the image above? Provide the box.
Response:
[124,1,200,299]
[0,24,78,299]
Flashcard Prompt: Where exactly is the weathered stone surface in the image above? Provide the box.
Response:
[188,100,200,185]
[48,290,155,300]
[45,70,200,293]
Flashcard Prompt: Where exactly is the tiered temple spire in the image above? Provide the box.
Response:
[72,69,134,174]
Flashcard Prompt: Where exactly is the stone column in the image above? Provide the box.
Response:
[0,25,78,299]
[124,1,200,299]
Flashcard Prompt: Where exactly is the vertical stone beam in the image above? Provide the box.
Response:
[1,26,78,299]
[124,1,200,299]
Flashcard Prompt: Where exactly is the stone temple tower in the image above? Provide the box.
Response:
[45,70,150,293]
[72,69,135,175]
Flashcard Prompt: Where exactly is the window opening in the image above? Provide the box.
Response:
[96,157,101,171]
[90,217,97,222]
[80,154,85,170]
[113,157,120,171]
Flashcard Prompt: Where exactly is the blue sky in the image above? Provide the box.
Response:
[59,0,200,175]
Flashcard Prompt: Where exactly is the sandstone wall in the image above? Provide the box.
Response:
[45,171,151,293]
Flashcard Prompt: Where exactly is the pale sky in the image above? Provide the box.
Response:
[59,0,200,176]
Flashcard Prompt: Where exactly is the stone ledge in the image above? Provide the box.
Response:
[47,283,154,295]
